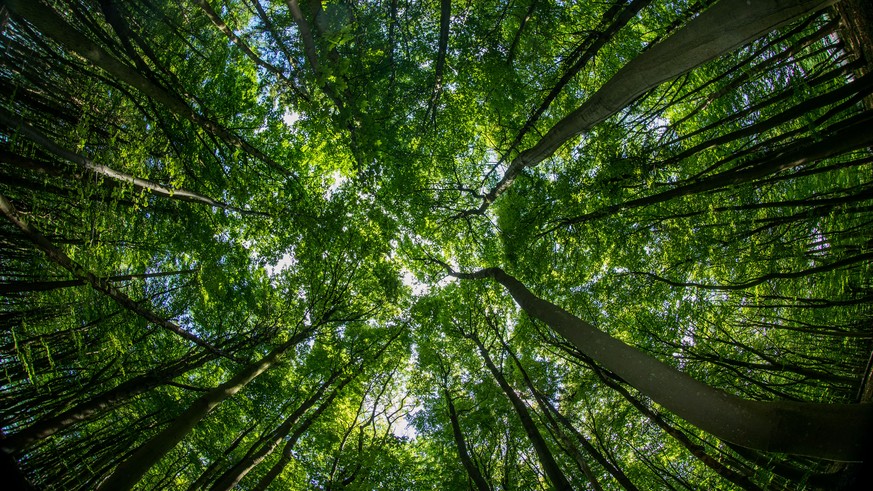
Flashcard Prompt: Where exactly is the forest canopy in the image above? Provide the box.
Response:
[1,0,872,489]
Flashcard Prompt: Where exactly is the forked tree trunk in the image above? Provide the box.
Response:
[451,267,873,461]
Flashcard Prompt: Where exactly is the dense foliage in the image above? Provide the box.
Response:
[1,0,871,489]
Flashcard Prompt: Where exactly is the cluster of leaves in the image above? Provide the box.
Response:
[1,0,871,489]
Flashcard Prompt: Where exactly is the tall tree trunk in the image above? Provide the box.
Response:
[95,328,314,490]
[426,0,451,124]
[467,331,573,490]
[1,350,213,453]
[443,387,492,491]
[208,369,342,491]
[490,322,627,491]
[474,0,835,212]
[449,266,873,461]
[3,0,293,179]
[0,194,229,358]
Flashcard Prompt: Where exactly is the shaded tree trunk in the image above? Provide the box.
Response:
[443,387,492,491]
[474,0,836,212]
[449,266,873,461]
[1,350,213,453]
[0,194,229,358]
[95,328,315,490]
[466,329,573,490]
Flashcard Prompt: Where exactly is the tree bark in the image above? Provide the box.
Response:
[475,0,836,212]
[95,328,314,490]
[467,331,573,490]
[426,0,451,124]
[491,323,624,491]
[451,266,873,461]
[443,387,492,491]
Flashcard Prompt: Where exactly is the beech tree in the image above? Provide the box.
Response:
[2,0,872,489]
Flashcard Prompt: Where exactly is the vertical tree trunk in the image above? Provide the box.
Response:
[468,331,573,491]
[443,387,492,491]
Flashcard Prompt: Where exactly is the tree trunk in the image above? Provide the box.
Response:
[491,324,627,491]
[1,351,212,453]
[95,329,314,490]
[3,0,293,179]
[208,370,341,491]
[452,267,873,461]
[443,387,492,491]
[0,194,229,358]
[468,331,573,490]
[478,0,835,210]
